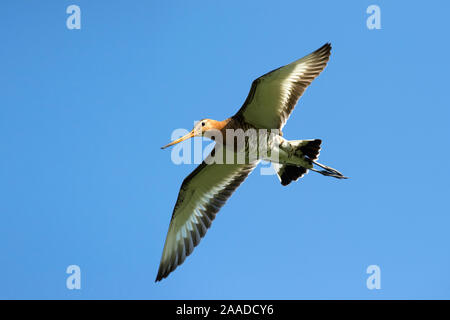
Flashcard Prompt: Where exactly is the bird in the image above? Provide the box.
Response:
[156,43,346,282]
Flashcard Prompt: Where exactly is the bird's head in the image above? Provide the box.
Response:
[161,119,217,149]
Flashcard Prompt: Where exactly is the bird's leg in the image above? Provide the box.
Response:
[309,159,348,179]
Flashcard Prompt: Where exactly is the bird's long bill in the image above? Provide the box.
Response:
[161,130,195,149]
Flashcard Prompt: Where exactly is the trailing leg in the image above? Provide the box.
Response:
[310,160,348,179]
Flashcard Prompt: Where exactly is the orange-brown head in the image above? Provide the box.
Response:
[161,119,226,149]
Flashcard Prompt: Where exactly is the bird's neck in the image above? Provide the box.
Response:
[212,118,231,132]
[204,118,232,142]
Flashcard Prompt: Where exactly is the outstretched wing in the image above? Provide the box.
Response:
[156,148,258,281]
[236,43,331,130]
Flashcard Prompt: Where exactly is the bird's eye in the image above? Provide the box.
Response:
[201,122,205,127]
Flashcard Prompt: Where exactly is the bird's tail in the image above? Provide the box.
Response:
[274,139,347,185]
[295,139,322,161]
[274,139,321,186]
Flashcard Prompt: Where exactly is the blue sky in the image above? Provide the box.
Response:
[1,1,449,299]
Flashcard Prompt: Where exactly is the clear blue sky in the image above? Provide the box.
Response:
[1,1,449,299]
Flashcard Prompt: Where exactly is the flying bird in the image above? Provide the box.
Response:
[156,43,346,281]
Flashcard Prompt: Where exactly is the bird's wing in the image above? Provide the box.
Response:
[156,147,258,281]
[235,43,331,130]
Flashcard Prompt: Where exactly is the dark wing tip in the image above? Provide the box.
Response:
[314,42,332,56]
[155,264,170,282]
[155,270,163,282]
[323,42,332,49]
